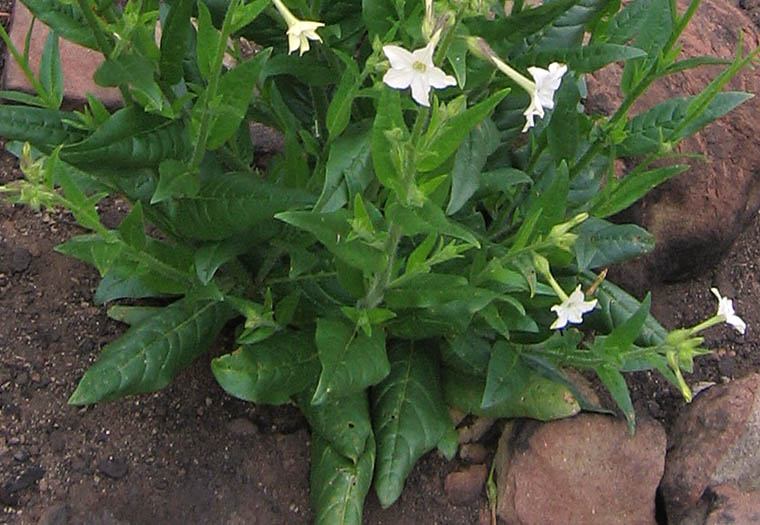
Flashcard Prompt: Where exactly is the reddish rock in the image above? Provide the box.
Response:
[661,374,760,523]
[444,464,488,506]
[587,0,760,292]
[2,3,121,108]
[495,415,666,525]
[705,484,760,525]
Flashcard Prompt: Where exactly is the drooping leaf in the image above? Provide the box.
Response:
[537,0,610,50]
[591,164,688,218]
[159,0,194,85]
[118,201,146,251]
[194,237,248,285]
[446,118,500,215]
[482,342,530,409]
[326,50,361,140]
[372,342,454,508]
[574,217,654,270]
[595,363,635,433]
[297,389,372,462]
[441,367,580,420]
[310,433,375,525]
[69,296,233,404]
[316,123,373,213]
[39,30,63,108]
[211,331,320,404]
[106,305,163,326]
[55,233,122,276]
[312,318,390,405]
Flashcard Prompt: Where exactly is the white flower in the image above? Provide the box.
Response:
[382,37,457,107]
[711,288,746,335]
[287,20,324,56]
[550,285,597,330]
[522,62,567,132]
[271,0,324,56]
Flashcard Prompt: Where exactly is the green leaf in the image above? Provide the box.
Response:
[518,161,569,242]
[55,234,122,276]
[106,305,163,326]
[159,0,194,84]
[94,53,167,113]
[620,0,672,94]
[593,293,652,361]
[372,343,455,508]
[39,30,63,108]
[151,159,200,204]
[316,123,373,213]
[371,88,406,191]
[574,217,654,270]
[595,364,635,433]
[297,389,372,462]
[118,201,146,251]
[387,199,480,247]
[312,318,390,404]
[276,210,387,273]
[446,118,500,215]
[591,164,687,218]
[442,367,580,420]
[581,273,667,347]
[55,167,104,232]
[196,1,221,78]
[21,0,98,49]
[537,0,611,50]
[326,50,361,140]
[229,0,269,34]
[469,0,578,44]
[211,331,321,404]
[205,50,271,150]
[439,331,492,376]
[417,89,509,172]
[482,342,530,409]
[194,238,247,285]
[69,297,233,404]
[172,174,314,240]
[310,433,375,525]
[604,0,655,45]
[547,76,580,163]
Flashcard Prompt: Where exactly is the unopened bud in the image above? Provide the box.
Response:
[466,36,495,61]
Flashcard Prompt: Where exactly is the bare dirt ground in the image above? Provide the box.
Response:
[1,1,760,524]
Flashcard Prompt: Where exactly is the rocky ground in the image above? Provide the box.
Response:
[1,0,760,524]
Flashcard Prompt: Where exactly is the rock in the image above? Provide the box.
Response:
[587,0,760,291]
[661,373,760,523]
[226,417,259,437]
[495,415,666,524]
[10,248,31,273]
[703,484,760,524]
[5,465,45,493]
[444,464,488,506]
[459,443,488,464]
[38,503,71,525]
[2,3,121,108]
[97,456,128,480]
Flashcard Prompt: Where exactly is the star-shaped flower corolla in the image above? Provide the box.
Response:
[382,38,457,107]
[711,287,746,334]
[287,20,324,56]
[522,62,568,132]
[550,285,598,330]
[272,0,324,56]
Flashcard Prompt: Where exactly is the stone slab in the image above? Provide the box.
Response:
[2,3,121,109]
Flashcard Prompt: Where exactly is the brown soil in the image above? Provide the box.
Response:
[1,2,759,524]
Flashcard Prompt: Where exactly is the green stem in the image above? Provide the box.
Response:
[0,23,47,102]
[76,0,113,55]
[190,0,242,171]
[359,223,402,310]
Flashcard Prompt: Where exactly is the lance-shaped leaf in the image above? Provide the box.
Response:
[310,432,375,525]
[312,318,389,405]
[515,44,647,74]
[482,342,530,409]
[595,363,635,434]
[211,331,320,405]
[68,296,233,404]
[296,389,372,463]
[22,0,98,49]
[173,174,314,240]
[159,0,194,85]
[194,237,249,285]
[573,217,654,270]
[55,234,122,276]
[372,343,454,508]
[417,89,509,172]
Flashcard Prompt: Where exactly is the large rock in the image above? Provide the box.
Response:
[587,0,760,294]
[495,414,666,524]
[661,373,760,523]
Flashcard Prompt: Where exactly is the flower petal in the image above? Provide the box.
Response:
[383,68,414,90]
[410,74,431,106]
[383,45,415,70]
[426,66,457,89]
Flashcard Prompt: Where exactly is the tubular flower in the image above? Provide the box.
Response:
[489,54,567,132]
[271,0,324,56]
[550,285,598,330]
[711,288,746,334]
[382,33,457,107]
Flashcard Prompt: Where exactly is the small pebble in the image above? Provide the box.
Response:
[98,456,129,480]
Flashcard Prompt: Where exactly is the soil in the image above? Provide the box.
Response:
[1,2,759,524]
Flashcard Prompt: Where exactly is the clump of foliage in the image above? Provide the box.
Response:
[0,0,755,521]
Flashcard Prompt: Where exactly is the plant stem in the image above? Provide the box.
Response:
[359,223,402,310]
